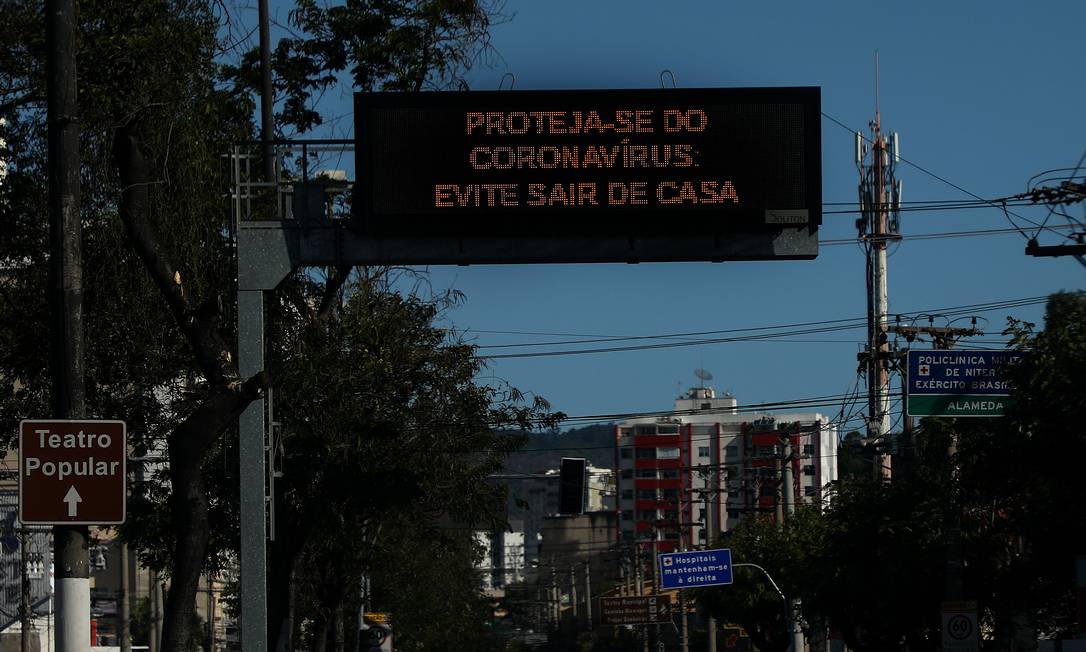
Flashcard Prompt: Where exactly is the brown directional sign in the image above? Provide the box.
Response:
[19,420,126,525]
[599,595,672,626]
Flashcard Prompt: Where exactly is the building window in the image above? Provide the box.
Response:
[663,509,679,521]
[663,531,680,541]
[636,469,657,479]
[657,447,680,459]
[725,445,738,456]
[636,448,655,459]
[802,444,815,456]
[622,531,635,541]
[622,510,633,520]
[621,489,633,500]
[759,485,777,498]
[753,445,776,458]
[661,469,679,479]
[698,446,711,458]
[727,509,740,519]
[636,489,657,500]
[637,510,657,521]
[661,488,679,501]
[620,447,632,459]
[803,465,815,476]
[805,486,816,497]
[659,424,679,434]
[621,469,633,479]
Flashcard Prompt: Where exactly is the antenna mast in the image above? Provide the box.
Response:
[856,52,902,479]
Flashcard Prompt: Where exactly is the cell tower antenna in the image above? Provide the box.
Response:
[875,50,880,127]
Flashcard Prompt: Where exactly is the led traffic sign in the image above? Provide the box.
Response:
[353,87,821,262]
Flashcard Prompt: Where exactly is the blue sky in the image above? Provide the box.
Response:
[264,1,1085,430]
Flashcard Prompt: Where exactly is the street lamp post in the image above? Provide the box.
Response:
[731,563,798,652]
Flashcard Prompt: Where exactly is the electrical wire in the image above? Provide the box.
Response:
[475,295,1046,359]
[821,111,1069,240]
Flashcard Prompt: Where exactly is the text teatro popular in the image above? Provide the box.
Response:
[433,108,742,208]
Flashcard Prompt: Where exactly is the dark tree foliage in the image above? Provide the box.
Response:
[225,0,506,133]
[952,291,1086,642]
[264,271,560,650]
[701,292,1086,651]
[2,0,259,648]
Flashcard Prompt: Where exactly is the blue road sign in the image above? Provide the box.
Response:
[906,350,1020,417]
[658,548,733,590]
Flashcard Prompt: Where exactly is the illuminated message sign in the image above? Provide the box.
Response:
[353,87,820,258]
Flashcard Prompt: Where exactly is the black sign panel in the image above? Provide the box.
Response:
[353,87,820,256]
[558,457,587,515]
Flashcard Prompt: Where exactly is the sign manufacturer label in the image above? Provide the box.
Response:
[19,420,126,525]
[658,548,733,590]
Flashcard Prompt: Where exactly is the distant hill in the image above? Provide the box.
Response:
[504,423,616,474]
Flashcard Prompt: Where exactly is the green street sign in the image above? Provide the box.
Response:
[906,350,1019,418]
[906,394,1013,418]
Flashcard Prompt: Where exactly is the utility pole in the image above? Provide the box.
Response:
[257,0,275,183]
[636,544,648,652]
[120,542,131,652]
[569,564,578,621]
[703,489,716,652]
[20,528,30,652]
[678,511,689,652]
[780,432,795,519]
[774,453,784,525]
[551,557,561,630]
[619,559,626,597]
[856,53,902,480]
[150,570,160,652]
[889,322,982,605]
[778,429,805,652]
[651,532,661,652]
[889,322,981,477]
[583,560,592,630]
[46,0,89,649]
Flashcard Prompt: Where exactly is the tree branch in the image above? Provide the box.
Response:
[315,265,352,322]
[114,126,242,388]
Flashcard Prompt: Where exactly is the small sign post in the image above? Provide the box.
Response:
[19,420,126,525]
[941,601,979,652]
[599,595,672,626]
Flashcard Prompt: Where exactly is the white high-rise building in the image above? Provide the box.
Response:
[615,387,837,552]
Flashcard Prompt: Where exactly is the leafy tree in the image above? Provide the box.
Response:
[226,0,506,134]
[3,1,259,649]
[263,273,559,649]
[699,511,820,652]
[950,291,1086,644]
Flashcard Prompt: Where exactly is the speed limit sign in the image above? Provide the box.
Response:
[941,601,978,651]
